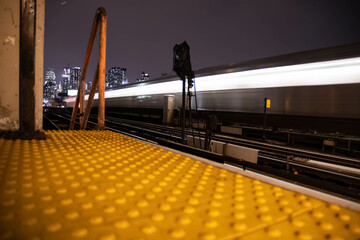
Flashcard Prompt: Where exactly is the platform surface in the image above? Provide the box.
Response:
[0,130,359,240]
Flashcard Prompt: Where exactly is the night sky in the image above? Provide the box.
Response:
[44,0,360,84]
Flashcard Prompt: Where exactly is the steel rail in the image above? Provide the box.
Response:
[56,111,360,173]
[43,114,61,130]
[101,115,360,168]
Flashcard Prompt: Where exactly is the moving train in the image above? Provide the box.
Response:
[65,43,360,135]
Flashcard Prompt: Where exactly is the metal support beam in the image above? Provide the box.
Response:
[97,9,107,129]
[80,65,99,130]
[69,9,99,130]
[69,7,107,130]
[20,0,36,133]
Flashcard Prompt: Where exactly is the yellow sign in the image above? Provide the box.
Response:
[266,99,271,108]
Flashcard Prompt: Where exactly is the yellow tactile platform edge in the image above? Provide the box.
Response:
[0,130,359,240]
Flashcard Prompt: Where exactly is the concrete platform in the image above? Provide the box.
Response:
[0,130,359,239]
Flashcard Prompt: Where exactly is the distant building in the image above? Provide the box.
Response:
[45,68,56,83]
[137,71,150,82]
[86,81,92,91]
[121,68,128,84]
[105,73,109,88]
[61,66,71,94]
[43,81,57,101]
[107,67,128,88]
[70,67,81,90]
[107,67,121,88]
[43,69,57,101]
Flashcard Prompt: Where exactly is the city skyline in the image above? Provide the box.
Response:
[43,65,141,85]
[45,0,360,84]
[43,65,135,101]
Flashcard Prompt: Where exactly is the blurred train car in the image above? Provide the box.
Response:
[65,43,360,135]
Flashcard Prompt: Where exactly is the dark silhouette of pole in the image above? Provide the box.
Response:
[181,77,186,143]
[173,41,194,144]
[263,97,267,141]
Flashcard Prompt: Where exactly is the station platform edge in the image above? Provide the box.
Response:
[0,130,359,240]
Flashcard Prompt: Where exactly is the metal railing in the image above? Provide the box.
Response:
[69,7,107,130]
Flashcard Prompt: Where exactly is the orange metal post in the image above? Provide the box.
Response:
[97,8,107,129]
[80,64,99,130]
[69,7,107,130]
[69,92,80,130]
[69,11,99,129]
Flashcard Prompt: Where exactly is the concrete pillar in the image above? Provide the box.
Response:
[0,0,44,138]
[35,0,45,132]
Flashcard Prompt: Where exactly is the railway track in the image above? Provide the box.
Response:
[43,110,360,201]
[103,114,360,169]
